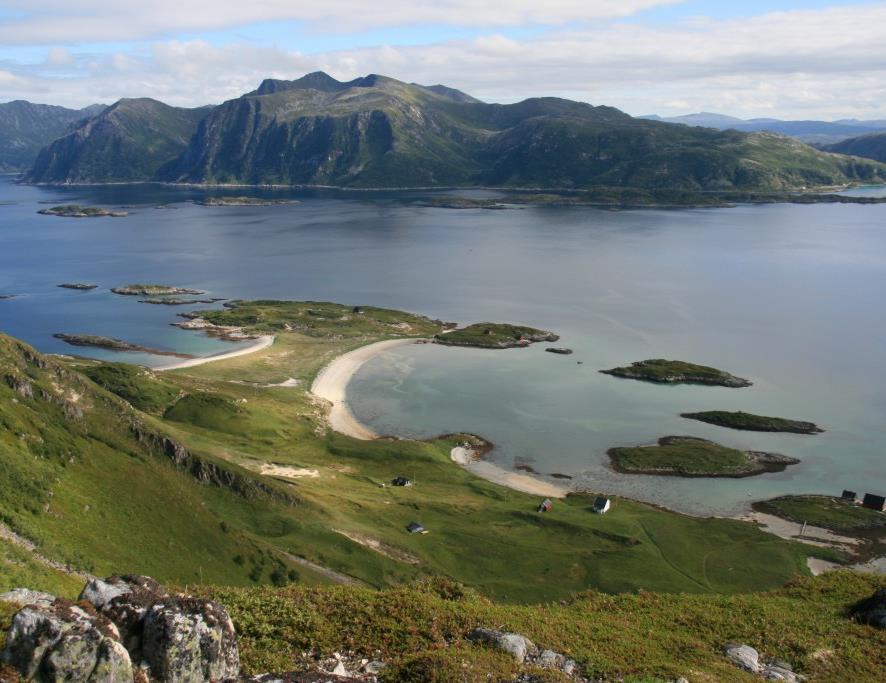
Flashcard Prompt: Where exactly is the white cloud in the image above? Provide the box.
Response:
[0,1,679,44]
[2,3,886,120]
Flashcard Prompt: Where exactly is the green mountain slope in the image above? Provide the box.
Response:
[24,98,211,183]
[824,132,886,163]
[23,72,886,189]
[0,100,104,172]
[0,333,314,586]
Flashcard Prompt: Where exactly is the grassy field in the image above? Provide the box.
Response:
[681,410,823,434]
[755,496,886,532]
[0,301,857,605]
[601,359,751,386]
[194,571,886,682]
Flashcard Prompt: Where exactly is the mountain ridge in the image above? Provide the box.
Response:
[823,132,886,163]
[20,72,886,190]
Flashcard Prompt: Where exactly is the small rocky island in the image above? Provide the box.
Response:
[195,196,299,206]
[38,205,128,218]
[435,323,559,349]
[111,284,206,296]
[600,359,752,387]
[608,435,799,477]
[545,347,574,355]
[57,283,98,290]
[53,333,193,358]
[681,410,824,434]
[0,294,14,300]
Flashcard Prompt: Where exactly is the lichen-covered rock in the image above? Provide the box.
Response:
[467,627,537,663]
[81,575,169,658]
[536,648,577,674]
[724,643,762,673]
[851,588,886,629]
[1,598,132,682]
[0,589,56,608]
[141,597,239,682]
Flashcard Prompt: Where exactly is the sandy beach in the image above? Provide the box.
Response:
[155,334,275,371]
[311,338,573,498]
[310,338,419,440]
[451,446,570,498]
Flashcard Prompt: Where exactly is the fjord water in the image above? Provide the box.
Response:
[1,177,884,515]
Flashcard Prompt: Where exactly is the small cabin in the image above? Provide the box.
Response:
[406,521,427,534]
[391,477,412,487]
[841,490,857,502]
[592,497,611,514]
[352,306,364,314]
[537,498,553,513]
[862,493,886,512]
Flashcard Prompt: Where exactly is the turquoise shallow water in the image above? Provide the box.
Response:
[2,177,885,515]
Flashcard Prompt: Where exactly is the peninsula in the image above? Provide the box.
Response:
[52,333,194,358]
[681,410,824,434]
[608,436,800,477]
[601,359,752,387]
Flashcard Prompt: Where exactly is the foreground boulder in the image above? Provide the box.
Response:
[466,627,578,676]
[2,575,238,682]
[1,598,133,682]
[467,627,537,663]
[142,597,239,681]
[723,643,804,682]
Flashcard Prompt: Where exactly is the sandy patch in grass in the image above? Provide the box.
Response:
[259,464,319,479]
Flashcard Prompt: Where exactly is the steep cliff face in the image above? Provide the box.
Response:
[0,100,103,172]
[24,98,211,183]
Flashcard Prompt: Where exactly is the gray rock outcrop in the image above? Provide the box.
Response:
[2,575,238,682]
[1,598,133,682]
[723,643,803,682]
[467,627,537,663]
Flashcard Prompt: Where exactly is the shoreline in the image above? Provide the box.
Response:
[154,334,275,371]
[310,338,573,498]
[310,338,420,440]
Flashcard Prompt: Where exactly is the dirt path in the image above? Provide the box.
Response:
[278,550,367,586]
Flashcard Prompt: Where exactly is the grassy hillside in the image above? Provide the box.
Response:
[195,572,885,681]
[0,307,841,603]
[824,132,886,163]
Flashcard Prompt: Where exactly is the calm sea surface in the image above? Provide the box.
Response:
[2,177,884,515]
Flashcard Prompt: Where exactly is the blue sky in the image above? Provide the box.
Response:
[1,0,884,119]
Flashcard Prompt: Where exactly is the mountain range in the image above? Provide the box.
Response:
[12,72,886,190]
[642,112,886,144]
[0,100,105,172]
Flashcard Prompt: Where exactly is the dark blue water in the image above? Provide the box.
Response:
[2,177,884,514]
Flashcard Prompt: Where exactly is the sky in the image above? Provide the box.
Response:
[1,0,885,120]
